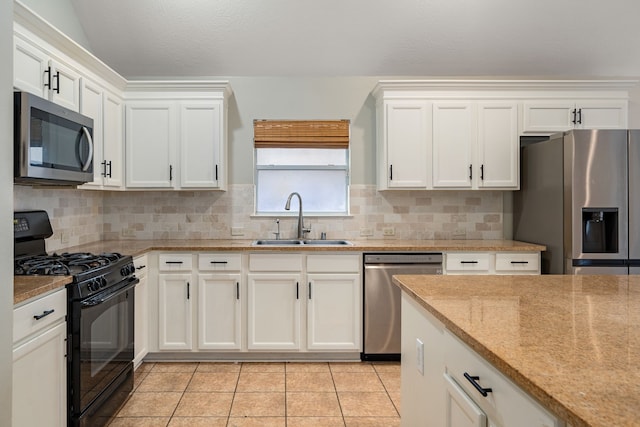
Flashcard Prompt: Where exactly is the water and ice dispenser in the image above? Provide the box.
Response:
[582,208,619,253]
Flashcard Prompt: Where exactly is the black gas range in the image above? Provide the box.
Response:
[14,211,138,427]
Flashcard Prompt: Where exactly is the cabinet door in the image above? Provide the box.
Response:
[247,273,301,350]
[576,101,628,129]
[477,102,518,188]
[158,273,193,350]
[79,78,104,187]
[180,101,223,188]
[134,271,148,365]
[13,36,48,98]
[307,274,360,350]
[13,321,66,427]
[126,102,176,188]
[50,59,81,112]
[198,274,242,350]
[444,373,487,427]
[522,101,574,133]
[384,100,431,189]
[103,92,124,188]
[433,102,475,188]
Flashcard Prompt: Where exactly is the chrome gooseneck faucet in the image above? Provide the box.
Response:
[285,192,310,239]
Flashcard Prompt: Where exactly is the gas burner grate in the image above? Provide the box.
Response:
[15,252,124,276]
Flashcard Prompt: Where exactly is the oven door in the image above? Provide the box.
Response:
[69,278,136,417]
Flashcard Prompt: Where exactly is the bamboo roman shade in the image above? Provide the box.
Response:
[253,120,350,149]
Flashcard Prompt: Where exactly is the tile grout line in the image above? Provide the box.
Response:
[328,362,348,427]
[225,362,242,427]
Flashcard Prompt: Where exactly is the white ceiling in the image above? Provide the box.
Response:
[69,0,640,78]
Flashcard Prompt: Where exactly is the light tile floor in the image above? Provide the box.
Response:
[109,361,401,427]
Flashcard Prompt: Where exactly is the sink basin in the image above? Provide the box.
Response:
[302,239,353,246]
[251,239,352,246]
[252,239,304,246]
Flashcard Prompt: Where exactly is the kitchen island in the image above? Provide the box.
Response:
[393,274,640,427]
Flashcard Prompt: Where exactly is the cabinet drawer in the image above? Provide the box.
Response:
[14,288,67,344]
[134,254,149,278]
[307,254,360,273]
[198,253,242,271]
[444,331,558,427]
[445,253,491,273]
[249,254,303,272]
[495,253,539,273]
[158,253,193,271]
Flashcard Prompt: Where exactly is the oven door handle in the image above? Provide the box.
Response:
[81,279,138,307]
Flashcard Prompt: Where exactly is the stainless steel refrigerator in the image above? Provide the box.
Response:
[514,129,640,274]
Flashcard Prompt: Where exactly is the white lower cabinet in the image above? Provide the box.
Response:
[198,273,242,350]
[247,273,302,350]
[401,293,560,427]
[134,255,149,366]
[13,288,67,427]
[157,253,194,350]
[445,252,541,275]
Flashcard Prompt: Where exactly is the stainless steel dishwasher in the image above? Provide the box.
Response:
[362,252,443,361]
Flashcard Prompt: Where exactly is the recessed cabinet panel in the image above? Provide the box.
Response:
[126,102,175,188]
[13,36,49,98]
[158,273,193,350]
[477,102,518,188]
[103,92,124,188]
[433,102,475,188]
[384,101,431,189]
[198,274,242,350]
[180,101,222,188]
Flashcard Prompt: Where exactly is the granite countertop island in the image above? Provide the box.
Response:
[393,274,640,427]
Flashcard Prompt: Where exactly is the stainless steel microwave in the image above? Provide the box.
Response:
[14,91,94,185]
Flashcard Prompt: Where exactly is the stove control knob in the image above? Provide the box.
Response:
[99,276,107,288]
[87,280,97,292]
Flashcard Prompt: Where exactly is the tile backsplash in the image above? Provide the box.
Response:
[15,184,504,249]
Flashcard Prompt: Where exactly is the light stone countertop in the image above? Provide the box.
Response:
[14,238,544,305]
[393,274,640,427]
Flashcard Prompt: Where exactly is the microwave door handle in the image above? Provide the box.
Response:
[80,126,94,172]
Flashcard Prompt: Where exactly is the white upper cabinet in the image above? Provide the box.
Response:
[125,101,176,188]
[432,102,476,188]
[522,100,628,133]
[374,80,633,191]
[13,35,80,112]
[125,82,231,190]
[378,100,432,189]
[476,102,519,188]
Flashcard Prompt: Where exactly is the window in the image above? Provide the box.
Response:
[254,120,350,215]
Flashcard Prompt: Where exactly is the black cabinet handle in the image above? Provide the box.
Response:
[53,71,60,93]
[296,282,299,300]
[464,372,492,397]
[33,309,54,320]
[577,108,582,124]
[187,282,190,300]
[469,164,472,180]
[210,261,228,264]
[308,282,312,299]
[107,161,113,178]
[571,108,576,124]
[136,265,146,270]
[390,164,393,181]
[236,282,240,300]
[101,160,107,177]
[480,164,484,180]
[44,66,52,89]
[169,165,173,181]
[215,164,219,181]
[460,260,479,264]
[510,261,529,264]
[165,261,183,264]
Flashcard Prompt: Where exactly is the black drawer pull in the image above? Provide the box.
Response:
[460,261,478,264]
[136,265,146,270]
[210,261,228,264]
[165,261,183,264]
[510,261,529,264]
[464,372,492,397]
[34,309,55,320]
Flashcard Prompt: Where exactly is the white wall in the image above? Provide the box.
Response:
[20,0,92,51]
[1,1,14,425]
[226,77,378,185]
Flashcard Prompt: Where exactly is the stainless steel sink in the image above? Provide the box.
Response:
[302,239,352,246]
[252,239,304,246]
[251,239,352,246]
